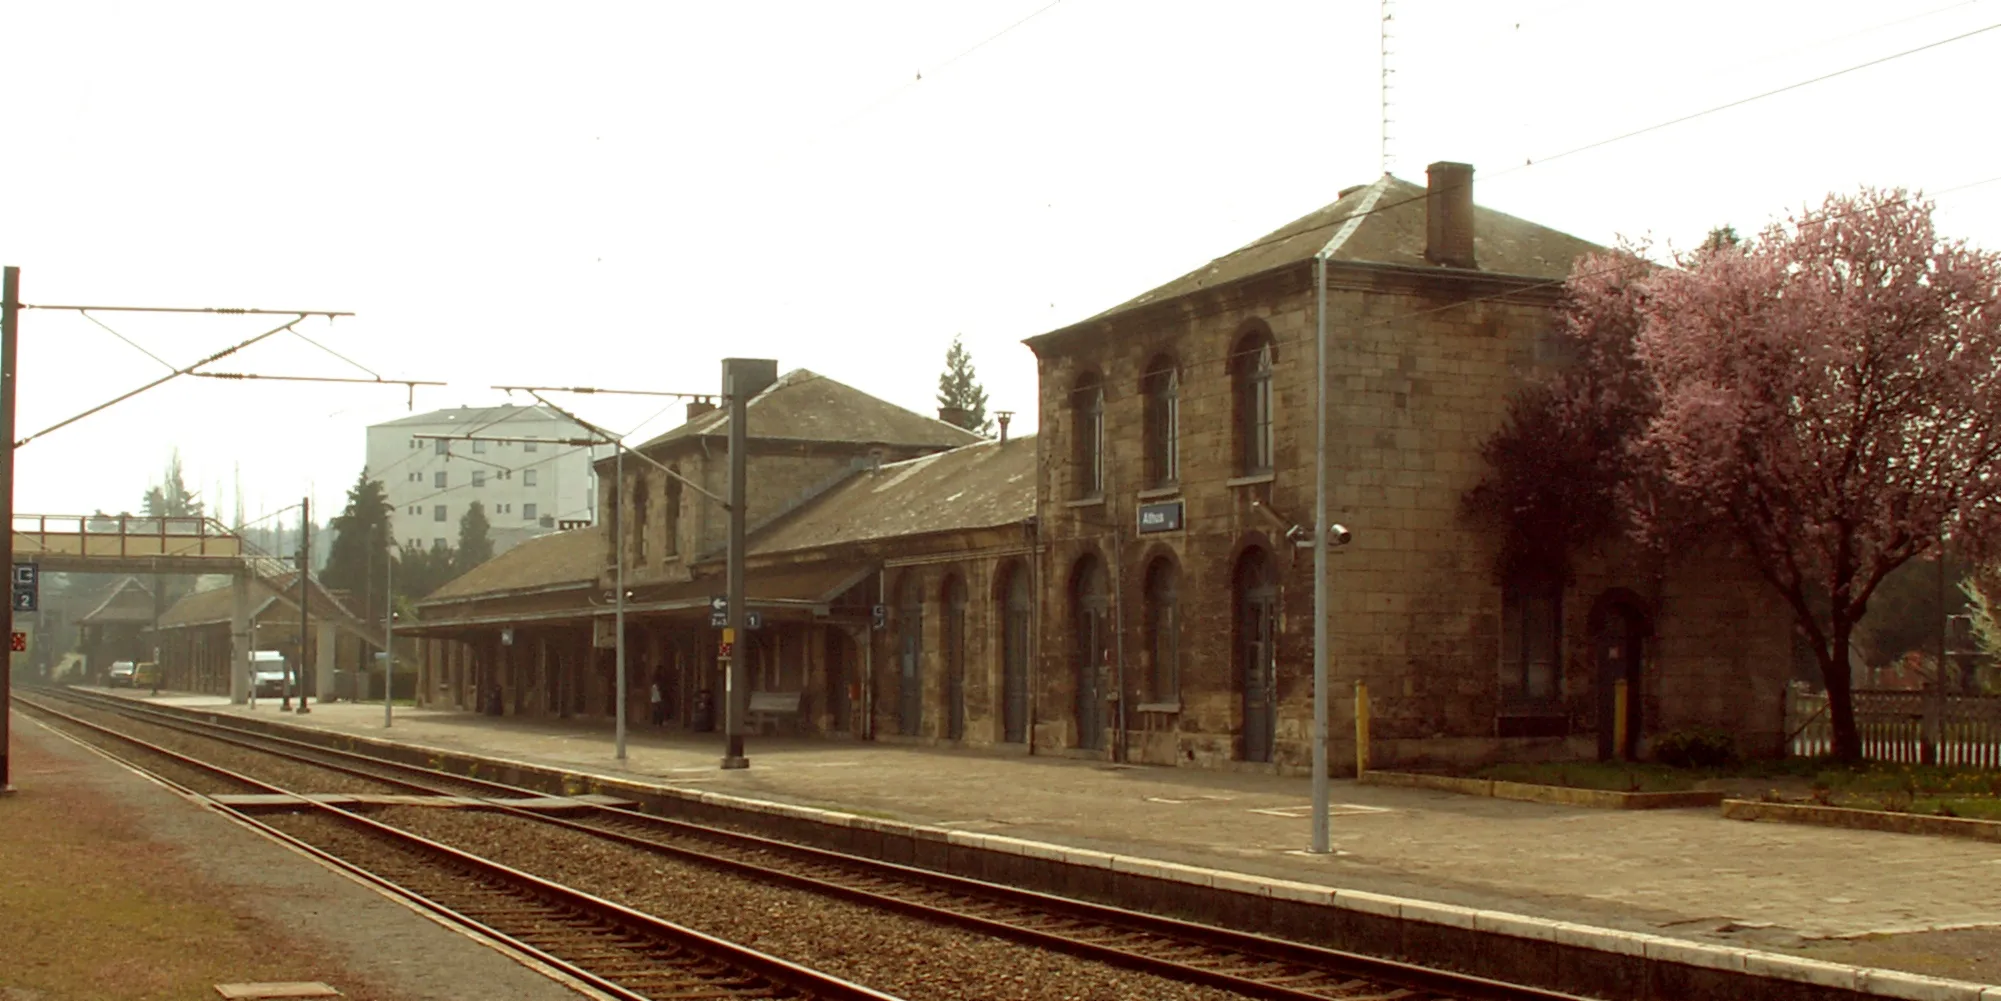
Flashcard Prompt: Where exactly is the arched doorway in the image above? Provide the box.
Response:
[943,574,968,741]
[823,625,853,734]
[897,574,924,737]
[1072,555,1109,751]
[1592,592,1650,760]
[1000,562,1032,743]
[1236,547,1279,763]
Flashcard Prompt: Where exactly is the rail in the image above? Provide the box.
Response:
[19,691,901,1001]
[48,687,1588,1001]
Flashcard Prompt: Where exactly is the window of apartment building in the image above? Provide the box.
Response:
[1232,327,1276,475]
[433,537,447,551]
[523,503,537,521]
[523,469,537,487]
[434,471,447,489]
[524,437,539,453]
[434,438,448,455]
[1501,580,1562,707]
[433,505,447,522]
[1143,557,1180,704]
[1071,371,1105,498]
[472,439,486,454]
[472,470,486,487]
[410,438,418,449]
[1141,354,1179,488]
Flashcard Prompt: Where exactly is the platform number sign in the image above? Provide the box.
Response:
[12,563,37,613]
[870,604,887,631]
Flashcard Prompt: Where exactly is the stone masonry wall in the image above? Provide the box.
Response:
[1031,266,1791,772]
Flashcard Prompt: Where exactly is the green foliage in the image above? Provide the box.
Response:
[140,450,204,611]
[1651,728,1738,769]
[456,501,494,573]
[1856,550,1970,671]
[321,469,393,600]
[395,543,460,603]
[934,335,993,436]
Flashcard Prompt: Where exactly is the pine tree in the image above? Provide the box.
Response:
[321,469,393,602]
[935,335,993,436]
[457,501,495,572]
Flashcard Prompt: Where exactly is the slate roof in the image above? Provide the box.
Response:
[751,436,1037,556]
[79,577,155,625]
[156,571,363,629]
[373,403,586,431]
[422,526,603,603]
[629,369,980,454]
[1080,173,1603,327]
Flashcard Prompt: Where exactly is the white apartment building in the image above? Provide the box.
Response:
[365,404,610,558]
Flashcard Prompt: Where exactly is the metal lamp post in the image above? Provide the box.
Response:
[385,532,397,728]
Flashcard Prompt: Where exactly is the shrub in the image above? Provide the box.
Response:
[1652,728,1738,769]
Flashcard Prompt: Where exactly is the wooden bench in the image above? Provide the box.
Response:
[746,691,804,735]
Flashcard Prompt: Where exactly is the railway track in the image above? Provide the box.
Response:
[20,693,901,1001]
[34,688,1596,1001]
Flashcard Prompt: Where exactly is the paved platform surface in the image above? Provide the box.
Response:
[113,690,2001,963]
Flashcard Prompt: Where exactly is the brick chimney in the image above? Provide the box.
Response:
[938,405,971,429]
[685,400,717,422]
[1424,161,1477,270]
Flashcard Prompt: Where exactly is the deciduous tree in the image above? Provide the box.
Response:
[1624,190,2001,761]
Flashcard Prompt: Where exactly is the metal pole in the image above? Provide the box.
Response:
[722,362,749,769]
[385,532,394,729]
[1311,256,1332,854]
[296,497,311,714]
[614,446,627,761]
[1933,543,1948,765]
[0,266,20,792]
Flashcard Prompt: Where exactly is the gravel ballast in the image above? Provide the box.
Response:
[362,805,1257,1001]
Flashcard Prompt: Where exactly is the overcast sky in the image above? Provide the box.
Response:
[4,0,1999,530]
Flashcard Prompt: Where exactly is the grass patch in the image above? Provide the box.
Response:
[1473,761,1703,792]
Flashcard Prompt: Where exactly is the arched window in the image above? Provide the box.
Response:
[897,573,924,737]
[943,574,968,741]
[1142,355,1179,487]
[663,466,682,557]
[1072,371,1105,498]
[1071,555,1110,751]
[1143,558,1179,704]
[630,473,650,565]
[1235,547,1278,762]
[1000,562,1032,743]
[1232,329,1276,475]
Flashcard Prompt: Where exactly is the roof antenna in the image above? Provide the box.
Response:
[1380,0,1395,176]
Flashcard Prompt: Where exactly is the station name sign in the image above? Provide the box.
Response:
[1137,500,1184,535]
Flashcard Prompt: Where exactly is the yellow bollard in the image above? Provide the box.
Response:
[1613,678,1630,761]
[1354,679,1371,777]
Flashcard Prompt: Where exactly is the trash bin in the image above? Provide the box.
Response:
[692,690,715,732]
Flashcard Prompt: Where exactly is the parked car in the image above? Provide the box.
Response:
[107,661,137,688]
[132,662,161,689]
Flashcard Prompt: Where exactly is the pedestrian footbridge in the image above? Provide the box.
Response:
[13,514,384,701]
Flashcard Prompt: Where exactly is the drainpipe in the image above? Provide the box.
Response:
[1311,252,1333,854]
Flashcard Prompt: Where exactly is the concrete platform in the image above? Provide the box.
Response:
[96,688,2001,998]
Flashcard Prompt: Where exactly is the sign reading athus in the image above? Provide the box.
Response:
[1137,500,1184,534]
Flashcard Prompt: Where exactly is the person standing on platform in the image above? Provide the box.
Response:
[650,675,665,727]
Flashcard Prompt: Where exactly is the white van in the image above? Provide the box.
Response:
[249,651,290,699]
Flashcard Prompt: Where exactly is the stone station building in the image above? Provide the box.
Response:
[403,162,1794,772]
